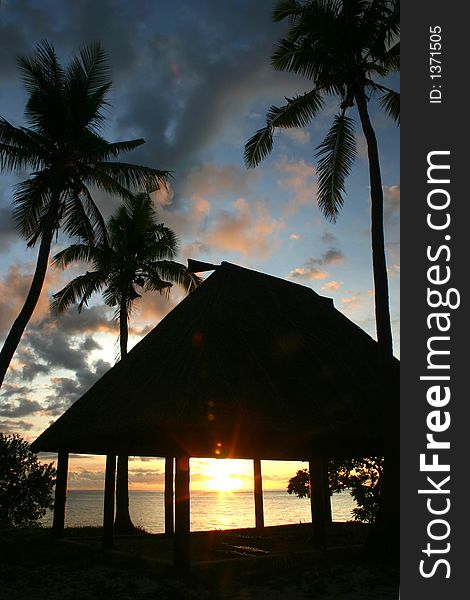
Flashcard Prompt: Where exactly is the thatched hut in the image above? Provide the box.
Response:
[32,261,398,568]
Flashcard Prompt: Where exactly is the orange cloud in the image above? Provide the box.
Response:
[130,288,185,330]
[340,290,373,312]
[384,185,400,224]
[204,198,284,259]
[288,266,328,281]
[0,263,63,336]
[276,156,316,216]
[321,281,342,291]
[183,163,258,199]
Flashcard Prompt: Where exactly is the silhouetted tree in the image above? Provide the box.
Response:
[287,457,384,523]
[245,0,399,356]
[52,193,201,533]
[0,433,56,527]
[0,41,169,388]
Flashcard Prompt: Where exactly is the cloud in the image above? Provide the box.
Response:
[288,247,345,282]
[157,185,285,262]
[0,383,30,398]
[0,398,43,418]
[17,330,103,379]
[182,164,259,200]
[0,262,66,337]
[340,290,373,313]
[386,242,400,280]
[68,462,165,489]
[204,198,284,259]
[288,266,328,281]
[0,300,114,417]
[289,233,301,240]
[320,231,337,245]
[276,157,316,216]
[129,289,184,333]
[0,419,34,434]
[0,205,17,251]
[316,249,345,266]
[281,128,311,146]
[44,358,111,415]
[321,281,342,292]
[384,185,400,227]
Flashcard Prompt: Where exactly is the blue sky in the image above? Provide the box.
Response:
[0,0,399,490]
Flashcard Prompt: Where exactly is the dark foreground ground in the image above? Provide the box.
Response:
[0,523,398,600]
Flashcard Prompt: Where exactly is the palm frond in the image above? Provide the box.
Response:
[90,162,171,193]
[17,40,64,96]
[61,181,109,247]
[65,44,112,133]
[272,0,304,23]
[0,119,47,172]
[151,224,179,260]
[271,39,319,79]
[315,111,357,221]
[244,125,274,168]
[80,165,137,200]
[52,244,98,269]
[85,138,145,162]
[76,42,111,96]
[379,89,400,124]
[381,41,400,72]
[62,191,95,246]
[78,183,109,246]
[268,89,324,128]
[17,41,67,136]
[245,89,323,167]
[146,260,202,293]
[12,176,50,242]
[0,142,43,173]
[51,270,106,313]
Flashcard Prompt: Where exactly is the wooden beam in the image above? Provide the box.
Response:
[253,458,264,529]
[52,451,69,539]
[309,457,327,551]
[174,455,190,572]
[165,457,174,535]
[323,458,333,524]
[103,454,116,550]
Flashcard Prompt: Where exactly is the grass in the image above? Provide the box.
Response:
[0,524,399,599]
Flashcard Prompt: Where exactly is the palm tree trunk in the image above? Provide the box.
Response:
[355,87,398,553]
[354,87,393,357]
[114,299,135,533]
[114,454,134,533]
[119,300,128,362]
[0,199,59,388]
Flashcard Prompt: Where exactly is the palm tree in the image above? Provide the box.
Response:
[0,41,170,388]
[245,0,399,356]
[51,192,201,533]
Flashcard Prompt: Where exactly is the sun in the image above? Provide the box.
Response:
[204,459,243,493]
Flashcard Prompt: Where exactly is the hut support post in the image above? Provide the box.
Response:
[253,458,264,529]
[103,454,116,550]
[174,455,190,572]
[309,457,327,551]
[52,451,69,539]
[323,458,332,524]
[165,457,174,534]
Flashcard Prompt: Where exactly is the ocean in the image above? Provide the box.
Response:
[41,489,356,532]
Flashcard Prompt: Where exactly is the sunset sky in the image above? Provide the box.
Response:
[0,0,399,492]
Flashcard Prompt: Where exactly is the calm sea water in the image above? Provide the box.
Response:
[41,490,356,532]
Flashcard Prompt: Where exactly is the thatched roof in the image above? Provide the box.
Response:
[32,262,398,460]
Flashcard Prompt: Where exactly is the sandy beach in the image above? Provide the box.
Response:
[1,523,398,600]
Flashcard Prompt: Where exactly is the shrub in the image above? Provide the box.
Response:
[287,457,384,523]
[0,433,56,527]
